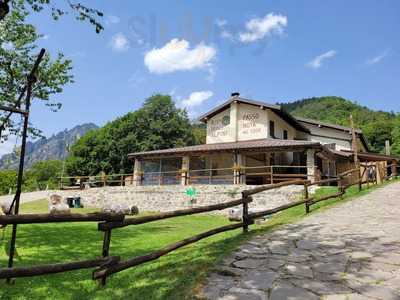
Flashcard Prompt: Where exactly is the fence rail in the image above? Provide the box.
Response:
[0,212,124,225]
[58,165,316,189]
[0,164,397,286]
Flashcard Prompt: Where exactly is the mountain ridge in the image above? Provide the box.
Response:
[0,123,98,170]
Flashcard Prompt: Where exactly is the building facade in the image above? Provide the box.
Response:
[128,93,397,186]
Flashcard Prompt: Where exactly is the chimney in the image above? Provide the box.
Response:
[231,92,240,97]
[385,140,391,156]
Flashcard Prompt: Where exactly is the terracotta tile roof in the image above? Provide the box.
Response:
[128,139,321,158]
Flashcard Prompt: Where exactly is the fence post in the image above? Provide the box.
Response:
[100,229,112,286]
[338,175,344,199]
[270,166,274,184]
[242,195,252,233]
[304,182,310,214]
[358,167,362,192]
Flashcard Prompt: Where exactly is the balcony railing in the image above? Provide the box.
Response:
[59,165,319,189]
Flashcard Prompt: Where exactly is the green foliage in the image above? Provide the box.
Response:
[281,96,398,154]
[0,179,393,299]
[191,122,207,145]
[391,115,400,155]
[5,0,104,33]
[0,169,17,194]
[66,95,197,176]
[0,4,73,138]
[0,160,62,195]
[25,159,62,190]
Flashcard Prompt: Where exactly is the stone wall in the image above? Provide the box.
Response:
[58,184,312,215]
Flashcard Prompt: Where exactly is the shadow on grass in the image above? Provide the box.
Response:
[0,180,397,299]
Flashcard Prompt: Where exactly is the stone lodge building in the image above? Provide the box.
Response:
[128,93,398,186]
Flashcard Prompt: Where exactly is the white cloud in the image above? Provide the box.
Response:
[306,50,337,69]
[239,13,287,43]
[109,33,130,52]
[366,49,390,65]
[215,18,234,41]
[105,15,120,26]
[177,90,214,118]
[181,91,213,108]
[144,39,216,74]
[40,34,50,40]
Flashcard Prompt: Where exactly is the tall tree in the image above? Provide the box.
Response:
[66,95,196,176]
[0,4,73,139]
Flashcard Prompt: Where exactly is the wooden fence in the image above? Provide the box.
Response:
[58,165,316,189]
[0,165,396,286]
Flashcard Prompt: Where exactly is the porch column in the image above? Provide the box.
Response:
[306,149,316,182]
[133,158,142,186]
[235,153,245,184]
[392,160,398,177]
[181,156,190,185]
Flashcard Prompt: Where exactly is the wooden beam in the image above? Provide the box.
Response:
[93,223,244,280]
[0,256,120,279]
[0,105,28,115]
[242,179,308,197]
[0,213,125,225]
[248,198,309,219]
[98,198,251,231]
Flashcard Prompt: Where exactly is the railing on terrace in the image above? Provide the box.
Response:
[0,164,396,286]
[59,165,318,189]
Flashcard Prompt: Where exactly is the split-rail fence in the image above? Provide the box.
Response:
[0,164,397,286]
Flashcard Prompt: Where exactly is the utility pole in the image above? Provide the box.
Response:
[4,49,46,283]
[350,114,361,191]
[350,114,358,163]
[385,140,391,156]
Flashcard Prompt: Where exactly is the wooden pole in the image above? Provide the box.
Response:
[350,114,361,191]
[0,213,124,225]
[0,256,120,279]
[93,222,244,280]
[100,230,112,286]
[99,198,251,231]
[270,165,274,184]
[242,195,252,233]
[242,179,307,197]
[304,183,310,214]
[6,49,46,282]
[350,114,359,165]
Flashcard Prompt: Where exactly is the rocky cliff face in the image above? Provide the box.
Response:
[0,123,98,169]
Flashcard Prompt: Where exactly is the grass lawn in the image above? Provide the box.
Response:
[0,180,397,299]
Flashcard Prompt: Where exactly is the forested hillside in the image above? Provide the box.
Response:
[280,96,400,154]
[66,95,204,176]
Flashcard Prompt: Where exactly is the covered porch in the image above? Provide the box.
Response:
[128,139,322,186]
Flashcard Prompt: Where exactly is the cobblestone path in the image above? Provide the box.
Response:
[201,182,400,300]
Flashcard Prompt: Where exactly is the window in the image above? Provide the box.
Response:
[283,130,288,140]
[269,121,275,138]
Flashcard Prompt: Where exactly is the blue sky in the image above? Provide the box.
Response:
[20,0,400,139]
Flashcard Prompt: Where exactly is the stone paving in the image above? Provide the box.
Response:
[200,182,400,300]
